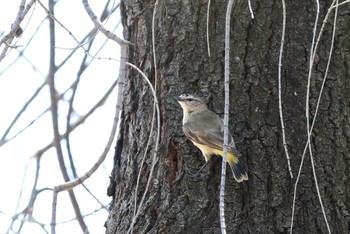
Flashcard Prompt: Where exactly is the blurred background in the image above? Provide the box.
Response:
[0,1,122,233]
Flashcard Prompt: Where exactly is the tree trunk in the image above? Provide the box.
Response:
[106,0,350,233]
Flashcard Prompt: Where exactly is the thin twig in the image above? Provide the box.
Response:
[126,62,161,234]
[53,2,120,52]
[64,15,120,206]
[37,0,128,64]
[82,0,131,46]
[64,13,119,179]
[52,80,121,192]
[1,70,110,147]
[51,190,58,234]
[331,0,350,8]
[294,0,322,232]
[8,156,51,233]
[51,40,127,233]
[47,1,88,232]
[220,0,235,233]
[290,1,337,233]
[0,0,36,62]
[2,1,123,232]
[37,0,89,50]
[56,206,106,224]
[14,160,32,213]
[0,11,104,147]
[306,1,338,233]
[27,214,49,234]
[32,73,120,162]
[206,0,211,57]
[64,39,101,207]
[247,0,254,19]
[278,0,293,179]
[0,82,46,145]
[132,1,159,233]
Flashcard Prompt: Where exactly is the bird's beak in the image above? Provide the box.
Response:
[174,96,183,102]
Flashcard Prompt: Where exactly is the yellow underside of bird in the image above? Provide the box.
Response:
[191,141,248,182]
[191,141,238,163]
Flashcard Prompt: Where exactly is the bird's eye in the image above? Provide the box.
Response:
[187,98,193,102]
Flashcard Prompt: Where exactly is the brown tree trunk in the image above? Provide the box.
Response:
[106,0,350,233]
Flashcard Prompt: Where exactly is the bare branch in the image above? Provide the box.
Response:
[220,0,235,233]
[82,0,131,46]
[7,155,52,233]
[291,0,337,233]
[331,0,350,8]
[0,0,36,62]
[51,30,128,231]
[1,1,123,233]
[278,0,293,179]
[51,190,58,234]
[132,2,159,233]
[0,82,46,146]
[247,0,254,19]
[46,1,88,232]
[126,62,161,234]
[206,0,211,57]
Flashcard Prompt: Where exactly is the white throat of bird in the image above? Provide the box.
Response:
[177,95,207,124]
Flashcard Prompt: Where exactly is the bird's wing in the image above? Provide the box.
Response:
[183,110,241,156]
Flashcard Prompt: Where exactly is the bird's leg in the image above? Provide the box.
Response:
[186,161,209,177]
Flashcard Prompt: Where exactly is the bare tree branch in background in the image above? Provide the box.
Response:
[0,0,125,233]
[0,0,36,62]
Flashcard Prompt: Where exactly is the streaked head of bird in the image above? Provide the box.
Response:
[176,93,207,113]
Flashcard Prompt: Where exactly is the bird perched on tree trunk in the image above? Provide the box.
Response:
[176,93,248,182]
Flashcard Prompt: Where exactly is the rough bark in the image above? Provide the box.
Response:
[106,0,350,233]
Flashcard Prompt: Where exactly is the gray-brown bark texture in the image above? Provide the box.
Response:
[105,0,350,233]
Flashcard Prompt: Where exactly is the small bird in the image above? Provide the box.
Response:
[176,93,248,182]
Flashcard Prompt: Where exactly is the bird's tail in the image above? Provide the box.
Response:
[226,154,248,182]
